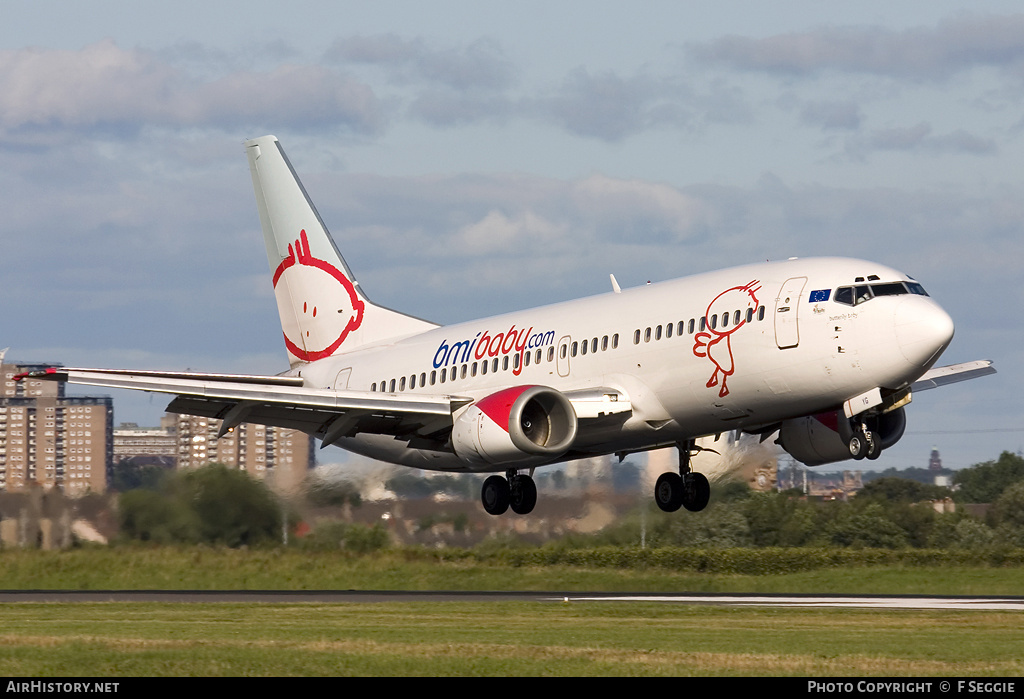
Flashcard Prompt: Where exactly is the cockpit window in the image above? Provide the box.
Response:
[869,282,906,297]
[834,281,929,306]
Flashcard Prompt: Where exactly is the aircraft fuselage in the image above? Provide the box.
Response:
[293,255,953,472]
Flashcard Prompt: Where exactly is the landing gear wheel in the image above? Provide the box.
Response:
[865,430,882,460]
[682,472,711,512]
[481,475,510,516]
[848,432,868,460]
[509,475,538,515]
[655,472,684,512]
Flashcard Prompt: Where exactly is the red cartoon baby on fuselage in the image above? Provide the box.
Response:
[273,229,365,362]
[692,280,761,397]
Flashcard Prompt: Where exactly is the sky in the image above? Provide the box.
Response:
[2,1,1022,473]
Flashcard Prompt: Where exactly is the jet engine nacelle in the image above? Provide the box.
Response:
[452,385,578,466]
[777,406,907,467]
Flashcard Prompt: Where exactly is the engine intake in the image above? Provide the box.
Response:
[452,386,578,466]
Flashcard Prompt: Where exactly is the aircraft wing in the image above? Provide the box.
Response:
[16,367,471,448]
[17,367,636,451]
[910,360,996,392]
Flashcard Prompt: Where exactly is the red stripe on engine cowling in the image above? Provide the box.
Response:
[813,410,840,432]
[474,386,536,434]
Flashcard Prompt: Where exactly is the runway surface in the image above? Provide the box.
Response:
[1,590,1022,610]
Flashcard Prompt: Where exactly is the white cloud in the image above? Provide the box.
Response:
[325,34,515,90]
[0,40,383,137]
[689,13,1024,80]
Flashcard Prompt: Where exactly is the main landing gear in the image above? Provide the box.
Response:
[654,440,711,513]
[481,470,538,516]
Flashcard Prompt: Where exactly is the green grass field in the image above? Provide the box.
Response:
[1,548,1021,676]
[0,601,1021,676]
[2,547,1024,594]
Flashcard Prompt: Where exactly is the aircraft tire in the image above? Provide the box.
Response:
[481,475,510,516]
[848,432,868,460]
[865,430,882,460]
[655,472,684,512]
[682,472,711,512]
[509,475,538,515]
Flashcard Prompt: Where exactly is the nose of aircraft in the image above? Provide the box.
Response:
[894,298,955,368]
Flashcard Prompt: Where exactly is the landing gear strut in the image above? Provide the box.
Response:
[481,470,537,516]
[847,423,882,461]
[654,441,710,513]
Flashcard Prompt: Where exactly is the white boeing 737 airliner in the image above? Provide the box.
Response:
[19,136,995,515]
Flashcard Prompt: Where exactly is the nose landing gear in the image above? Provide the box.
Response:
[847,425,882,461]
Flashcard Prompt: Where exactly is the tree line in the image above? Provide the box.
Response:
[112,452,1024,550]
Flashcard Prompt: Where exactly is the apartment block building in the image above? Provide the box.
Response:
[1,360,113,495]
[113,416,178,465]
[175,414,313,494]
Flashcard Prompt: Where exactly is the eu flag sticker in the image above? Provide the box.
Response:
[809,289,831,303]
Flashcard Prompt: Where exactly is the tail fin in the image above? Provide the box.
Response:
[245,135,437,367]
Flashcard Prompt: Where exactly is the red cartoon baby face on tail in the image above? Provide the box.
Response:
[273,230,365,362]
